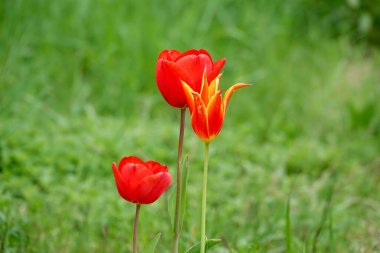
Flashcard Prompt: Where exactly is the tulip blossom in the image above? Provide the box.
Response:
[183,74,250,253]
[156,49,226,108]
[112,156,171,204]
[182,73,251,143]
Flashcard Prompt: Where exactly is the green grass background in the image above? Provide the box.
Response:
[1,0,380,252]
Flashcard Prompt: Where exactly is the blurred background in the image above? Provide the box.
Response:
[1,0,379,252]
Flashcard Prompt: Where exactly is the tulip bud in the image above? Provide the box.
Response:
[112,156,171,204]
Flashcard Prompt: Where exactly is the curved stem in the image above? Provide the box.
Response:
[133,204,141,253]
[200,142,210,253]
[172,108,186,253]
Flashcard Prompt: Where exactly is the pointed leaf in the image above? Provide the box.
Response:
[185,238,222,253]
[166,181,177,228]
[144,233,161,253]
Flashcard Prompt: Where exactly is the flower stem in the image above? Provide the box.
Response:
[133,204,141,253]
[172,108,186,253]
[200,142,210,253]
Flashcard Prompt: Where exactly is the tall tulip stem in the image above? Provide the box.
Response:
[200,142,210,253]
[133,204,141,253]
[172,108,186,253]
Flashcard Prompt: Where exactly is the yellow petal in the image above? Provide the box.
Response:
[191,92,210,142]
[181,80,195,113]
[222,83,252,114]
[200,69,209,106]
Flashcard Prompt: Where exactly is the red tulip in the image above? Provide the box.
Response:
[112,156,171,204]
[156,49,226,108]
[182,73,251,143]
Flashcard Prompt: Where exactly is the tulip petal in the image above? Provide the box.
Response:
[145,161,168,174]
[157,49,181,61]
[207,76,221,98]
[190,92,210,142]
[208,58,226,82]
[112,162,134,202]
[136,172,172,204]
[121,164,152,188]
[181,80,195,113]
[177,49,203,59]
[207,91,224,140]
[156,60,193,108]
[199,49,213,59]
[176,54,212,93]
[121,163,152,203]
[200,70,209,105]
[118,156,144,169]
[223,83,252,114]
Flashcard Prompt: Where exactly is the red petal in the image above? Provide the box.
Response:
[156,60,192,108]
[118,156,144,170]
[121,164,152,187]
[177,49,203,59]
[176,54,212,93]
[223,83,252,114]
[208,58,226,82]
[199,49,212,60]
[207,91,224,140]
[120,163,152,203]
[157,49,182,61]
[190,92,210,142]
[112,162,133,202]
[145,161,168,174]
[136,172,172,204]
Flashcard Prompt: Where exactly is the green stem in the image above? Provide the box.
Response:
[133,204,141,253]
[200,142,210,253]
[172,108,186,253]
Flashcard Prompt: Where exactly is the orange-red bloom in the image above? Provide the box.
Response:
[156,49,226,108]
[112,156,171,204]
[182,73,251,143]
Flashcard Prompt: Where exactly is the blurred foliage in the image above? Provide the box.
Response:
[1,0,379,116]
[299,0,380,45]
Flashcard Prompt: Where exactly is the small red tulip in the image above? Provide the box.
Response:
[156,49,226,108]
[112,156,171,204]
[182,73,251,143]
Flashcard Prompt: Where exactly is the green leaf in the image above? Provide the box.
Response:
[166,181,176,229]
[285,197,292,253]
[166,155,189,232]
[185,238,222,253]
[143,233,161,253]
[180,155,189,232]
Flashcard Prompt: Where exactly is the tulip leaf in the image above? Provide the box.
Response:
[143,232,161,253]
[167,181,176,228]
[185,238,222,253]
[166,155,189,231]
[180,155,189,232]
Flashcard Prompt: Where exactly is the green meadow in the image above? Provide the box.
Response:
[1,0,379,252]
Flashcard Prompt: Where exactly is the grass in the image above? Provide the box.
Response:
[1,0,380,252]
